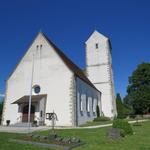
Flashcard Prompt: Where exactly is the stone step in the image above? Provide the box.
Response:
[12,122,32,127]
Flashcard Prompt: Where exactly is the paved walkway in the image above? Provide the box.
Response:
[0,119,148,133]
[0,126,50,133]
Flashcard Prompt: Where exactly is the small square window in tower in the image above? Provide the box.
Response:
[95,43,99,49]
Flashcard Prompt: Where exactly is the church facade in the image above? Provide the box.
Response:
[2,31,117,126]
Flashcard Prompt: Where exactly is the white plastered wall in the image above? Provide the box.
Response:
[2,33,73,126]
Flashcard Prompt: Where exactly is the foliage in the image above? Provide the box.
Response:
[0,101,3,115]
[96,105,100,118]
[116,93,125,118]
[93,116,110,122]
[112,119,133,135]
[125,63,150,114]
[0,101,3,124]
[120,129,126,137]
[116,93,133,118]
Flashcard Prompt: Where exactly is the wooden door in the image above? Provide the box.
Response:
[22,105,35,122]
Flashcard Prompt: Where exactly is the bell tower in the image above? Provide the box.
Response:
[85,30,117,118]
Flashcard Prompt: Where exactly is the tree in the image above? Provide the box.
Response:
[126,62,150,114]
[0,100,3,125]
[96,105,100,117]
[116,93,125,118]
[0,101,3,115]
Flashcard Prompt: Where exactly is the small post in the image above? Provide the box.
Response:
[52,110,55,132]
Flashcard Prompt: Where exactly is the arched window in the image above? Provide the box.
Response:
[80,94,83,116]
[36,45,39,50]
[86,97,91,117]
[93,98,97,114]
[86,95,88,111]
[40,44,42,49]
[92,98,94,112]
[40,110,43,117]
[87,98,90,112]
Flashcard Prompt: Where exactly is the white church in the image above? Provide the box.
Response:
[2,30,117,126]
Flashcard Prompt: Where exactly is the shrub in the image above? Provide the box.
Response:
[116,93,125,119]
[94,116,110,122]
[113,119,133,135]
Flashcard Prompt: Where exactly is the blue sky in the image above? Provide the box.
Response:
[0,0,149,99]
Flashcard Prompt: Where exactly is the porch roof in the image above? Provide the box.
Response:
[12,94,47,104]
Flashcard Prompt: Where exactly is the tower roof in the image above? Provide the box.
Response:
[85,30,109,44]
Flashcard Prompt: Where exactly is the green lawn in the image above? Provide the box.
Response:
[0,121,150,150]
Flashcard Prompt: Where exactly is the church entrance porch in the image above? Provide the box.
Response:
[12,94,47,126]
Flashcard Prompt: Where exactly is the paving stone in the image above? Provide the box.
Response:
[49,133,57,140]
[39,136,48,140]
[55,137,62,142]
[33,135,40,139]
[62,137,71,143]
[71,137,80,143]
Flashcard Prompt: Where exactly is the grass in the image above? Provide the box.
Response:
[0,132,54,150]
[0,121,150,150]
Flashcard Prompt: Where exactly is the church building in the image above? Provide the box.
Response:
[2,30,117,126]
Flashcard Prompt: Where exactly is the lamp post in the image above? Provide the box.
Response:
[28,54,35,133]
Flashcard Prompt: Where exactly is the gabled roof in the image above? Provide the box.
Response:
[41,32,100,92]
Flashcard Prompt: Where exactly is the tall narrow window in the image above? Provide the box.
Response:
[93,98,97,115]
[87,98,90,112]
[86,95,88,111]
[96,43,98,49]
[36,45,39,50]
[40,110,43,117]
[87,97,90,116]
[80,94,83,116]
[40,44,42,50]
[92,98,94,112]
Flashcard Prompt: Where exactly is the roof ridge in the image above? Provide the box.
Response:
[42,32,100,92]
